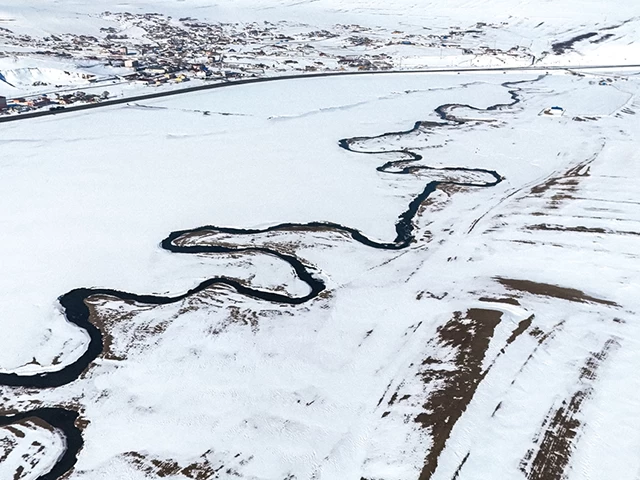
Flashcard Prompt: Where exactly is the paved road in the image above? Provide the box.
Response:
[1,63,639,124]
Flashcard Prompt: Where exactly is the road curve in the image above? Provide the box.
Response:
[0,63,638,124]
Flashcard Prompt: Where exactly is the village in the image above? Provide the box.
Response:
[0,12,532,116]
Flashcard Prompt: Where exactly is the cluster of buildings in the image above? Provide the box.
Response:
[0,13,536,117]
[90,14,406,84]
[0,91,109,114]
[2,12,412,85]
[0,95,51,113]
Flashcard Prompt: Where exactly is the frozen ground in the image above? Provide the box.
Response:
[1,1,640,480]
[1,67,639,479]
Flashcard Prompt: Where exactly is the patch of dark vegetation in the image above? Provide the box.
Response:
[451,452,471,480]
[552,32,598,54]
[591,33,614,44]
[600,19,634,31]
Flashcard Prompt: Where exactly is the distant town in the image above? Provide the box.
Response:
[0,12,529,115]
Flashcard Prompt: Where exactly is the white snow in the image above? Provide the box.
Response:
[0,418,66,479]
[1,1,640,479]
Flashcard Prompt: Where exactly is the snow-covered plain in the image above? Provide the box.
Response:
[1,1,640,480]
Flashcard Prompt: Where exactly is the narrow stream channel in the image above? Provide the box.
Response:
[0,77,540,480]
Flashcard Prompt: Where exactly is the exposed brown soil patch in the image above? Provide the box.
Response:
[207,305,262,335]
[417,291,448,301]
[572,116,599,122]
[18,416,56,434]
[520,337,620,480]
[13,465,25,480]
[507,321,566,389]
[123,451,221,479]
[530,177,577,197]
[496,278,618,306]
[0,432,17,463]
[0,417,63,479]
[437,183,466,196]
[174,226,349,250]
[478,296,520,306]
[416,308,503,480]
[528,154,597,209]
[505,315,534,347]
[4,425,25,438]
[85,295,134,361]
[526,223,640,237]
[85,294,189,363]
